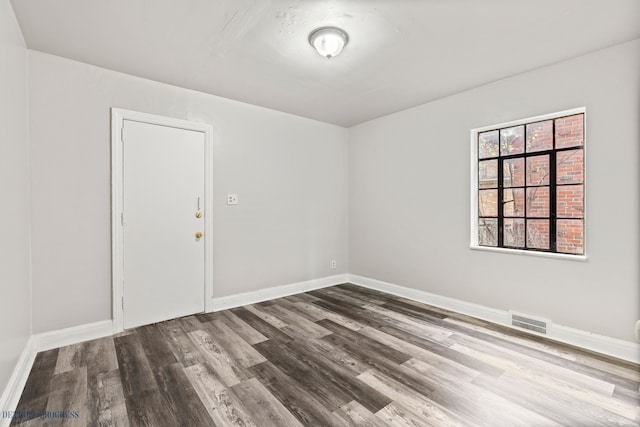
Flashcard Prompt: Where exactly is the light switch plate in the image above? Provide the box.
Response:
[227,193,238,205]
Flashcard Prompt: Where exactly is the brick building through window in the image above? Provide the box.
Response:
[473,110,585,255]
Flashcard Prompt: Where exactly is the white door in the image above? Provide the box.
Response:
[122,119,206,329]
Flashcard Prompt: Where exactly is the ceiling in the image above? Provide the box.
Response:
[10,0,640,127]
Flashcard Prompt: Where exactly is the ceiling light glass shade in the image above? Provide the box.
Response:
[309,27,349,59]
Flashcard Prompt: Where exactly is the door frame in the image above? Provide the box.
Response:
[111,108,214,333]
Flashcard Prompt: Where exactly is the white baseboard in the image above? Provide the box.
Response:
[0,320,114,426]
[348,274,640,364]
[32,320,115,352]
[210,274,349,312]
[0,337,37,426]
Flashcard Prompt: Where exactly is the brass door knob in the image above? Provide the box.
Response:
[195,232,203,239]
[195,211,202,218]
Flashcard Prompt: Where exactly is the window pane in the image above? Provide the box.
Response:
[526,155,550,186]
[526,120,553,153]
[503,188,524,217]
[478,160,498,189]
[557,185,584,218]
[479,190,498,217]
[504,219,525,247]
[526,187,549,218]
[503,158,524,187]
[500,125,524,155]
[527,219,549,249]
[555,114,584,149]
[478,218,498,246]
[557,219,584,254]
[479,130,499,159]
[557,149,584,184]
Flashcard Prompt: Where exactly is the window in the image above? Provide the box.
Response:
[472,109,585,256]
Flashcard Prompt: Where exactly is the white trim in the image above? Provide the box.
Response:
[469,245,588,261]
[0,320,113,425]
[210,274,349,312]
[348,274,640,364]
[470,106,587,259]
[111,108,215,333]
[0,338,36,425]
[32,320,114,352]
[471,107,587,134]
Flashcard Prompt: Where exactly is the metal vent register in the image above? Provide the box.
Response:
[511,313,548,335]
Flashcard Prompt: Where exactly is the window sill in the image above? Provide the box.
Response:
[470,245,588,261]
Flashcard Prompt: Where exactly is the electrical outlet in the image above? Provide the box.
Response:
[227,193,238,205]
[331,260,337,269]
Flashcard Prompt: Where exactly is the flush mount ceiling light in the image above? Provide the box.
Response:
[308,26,349,59]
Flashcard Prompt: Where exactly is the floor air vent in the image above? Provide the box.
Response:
[510,311,549,335]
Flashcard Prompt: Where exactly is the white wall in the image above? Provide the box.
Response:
[0,0,31,394]
[349,39,640,342]
[28,51,348,334]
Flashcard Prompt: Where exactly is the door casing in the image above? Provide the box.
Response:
[111,108,214,333]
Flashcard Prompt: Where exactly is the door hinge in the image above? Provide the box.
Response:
[122,296,124,310]
[121,212,124,226]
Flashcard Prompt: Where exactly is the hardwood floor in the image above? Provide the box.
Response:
[10,284,640,426]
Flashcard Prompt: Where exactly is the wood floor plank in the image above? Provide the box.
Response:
[151,363,214,426]
[332,284,398,306]
[381,298,450,320]
[442,316,579,361]
[358,326,480,384]
[124,389,179,427]
[403,357,562,427]
[202,319,266,367]
[85,337,119,379]
[310,288,371,309]
[319,322,436,397]
[231,378,304,427]
[448,333,619,400]
[357,369,469,427]
[363,303,454,342]
[113,334,158,397]
[9,395,49,426]
[187,329,253,387]
[291,334,372,377]
[612,384,640,406]
[244,305,288,329]
[429,311,640,391]
[289,300,366,331]
[230,307,293,341]
[253,339,353,412]
[45,367,88,426]
[250,361,348,426]
[157,319,208,368]
[332,400,389,427]
[277,298,327,322]
[218,310,268,345]
[262,304,332,339]
[281,292,320,303]
[87,369,129,427]
[178,315,207,333]
[136,323,178,369]
[375,402,431,427]
[53,342,86,375]
[184,363,257,427]
[371,321,505,377]
[472,372,638,427]
[14,348,59,410]
[317,319,411,365]
[12,284,640,426]
[271,336,392,413]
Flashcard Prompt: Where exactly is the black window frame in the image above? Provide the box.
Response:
[475,113,585,255]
